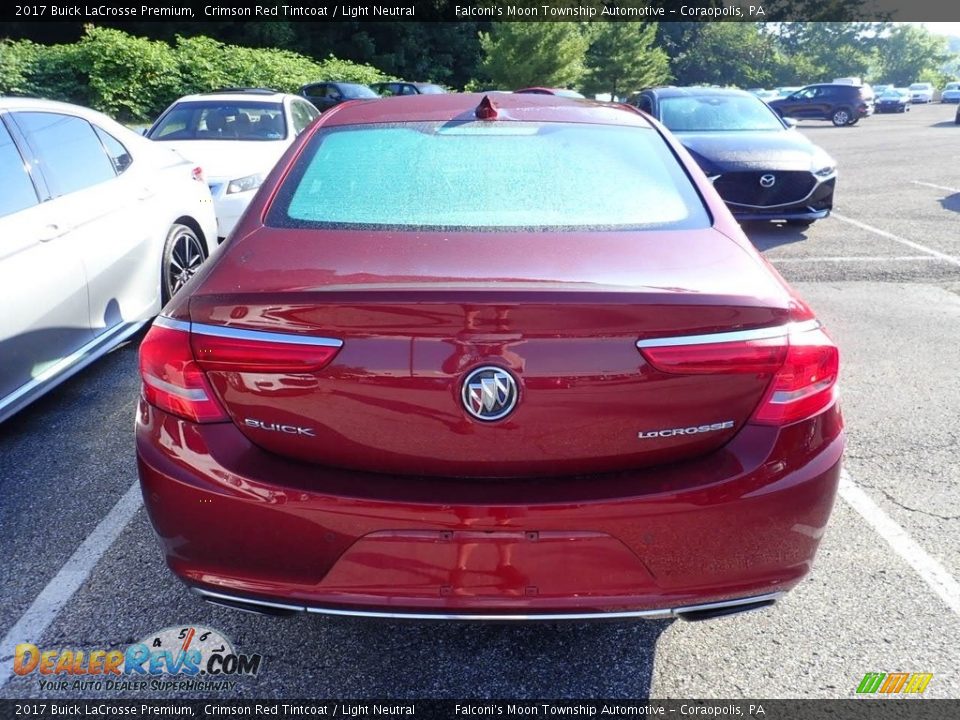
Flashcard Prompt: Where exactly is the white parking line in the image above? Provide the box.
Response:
[839,469,960,618]
[0,481,141,689]
[912,180,960,194]
[772,256,939,264]
[831,213,960,267]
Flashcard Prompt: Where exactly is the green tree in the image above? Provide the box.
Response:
[670,23,791,88]
[0,39,39,95]
[478,22,587,90]
[773,22,883,81]
[583,22,670,100]
[75,25,182,121]
[873,24,951,86]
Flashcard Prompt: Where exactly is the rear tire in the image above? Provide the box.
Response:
[831,107,852,126]
[162,223,206,305]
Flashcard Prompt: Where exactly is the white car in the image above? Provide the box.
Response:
[0,97,217,423]
[908,82,935,103]
[146,89,321,240]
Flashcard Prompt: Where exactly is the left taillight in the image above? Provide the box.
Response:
[139,319,228,423]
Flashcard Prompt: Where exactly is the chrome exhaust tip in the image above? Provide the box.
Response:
[674,593,781,622]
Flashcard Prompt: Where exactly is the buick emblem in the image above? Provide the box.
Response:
[461,366,519,421]
[759,174,776,188]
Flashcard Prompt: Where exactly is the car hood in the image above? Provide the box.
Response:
[152,140,289,181]
[674,131,817,173]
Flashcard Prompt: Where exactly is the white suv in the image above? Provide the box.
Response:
[147,89,321,240]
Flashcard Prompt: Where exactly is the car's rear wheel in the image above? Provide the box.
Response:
[162,223,206,305]
[831,108,852,126]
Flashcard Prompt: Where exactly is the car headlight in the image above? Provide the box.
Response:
[226,173,265,195]
[811,150,836,178]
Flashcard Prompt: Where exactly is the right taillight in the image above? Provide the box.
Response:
[139,319,228,423]
[638,322,839,427]
[751,326,839,425]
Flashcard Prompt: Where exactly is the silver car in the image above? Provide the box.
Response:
[0,98,217,423]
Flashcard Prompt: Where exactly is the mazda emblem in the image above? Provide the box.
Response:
[759,174,776,188]
[461,366,519,421]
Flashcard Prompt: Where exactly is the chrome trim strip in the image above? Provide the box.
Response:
[192,587,783,622]
[635,319,819,349]
[0,320,148,424]
[190,322,343,348]
[153,316,191,333]
[193,588,304,613]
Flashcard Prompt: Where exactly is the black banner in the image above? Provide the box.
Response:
[5,0,960,24]
[1,700,958,720]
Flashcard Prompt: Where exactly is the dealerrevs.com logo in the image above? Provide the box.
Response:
[13,625,262,692]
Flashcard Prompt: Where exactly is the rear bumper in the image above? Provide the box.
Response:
[136,400,844,618]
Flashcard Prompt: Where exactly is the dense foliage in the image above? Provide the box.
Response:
[1,19,957,121]
[0,25,388,121]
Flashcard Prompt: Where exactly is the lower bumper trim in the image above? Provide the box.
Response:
[191,587,784,622]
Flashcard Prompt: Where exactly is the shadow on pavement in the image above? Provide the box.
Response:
[740,221,811,252]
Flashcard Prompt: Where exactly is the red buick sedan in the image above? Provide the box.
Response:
[136,93,844,621]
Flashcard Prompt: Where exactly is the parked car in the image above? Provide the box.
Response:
[298,82,380,112]
[940,81,960,103]
[370,81,448,96]
[774,86,803,98]
[146,89,321,241]
[874,88,910,113]
[0,97,217,424]
[634,87,835,226]
[136,92,844,621]
[515,87,586,98]
[746,88,779,102]
[874,88,911,113]
[767,83,873,126]
[908,82,935,103]
[871,84,894,96]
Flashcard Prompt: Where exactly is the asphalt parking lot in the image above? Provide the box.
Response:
[1,102,959,701]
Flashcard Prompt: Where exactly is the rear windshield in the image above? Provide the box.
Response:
[267,121,710,231]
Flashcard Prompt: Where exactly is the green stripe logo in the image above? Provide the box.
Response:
[857,673,886,693]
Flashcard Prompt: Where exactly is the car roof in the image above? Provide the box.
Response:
[644,86,756,99]
[375,81,438,87]
[169,91,291,104]
[0,96,144,136]
[0,96,107,114]
[319,92,651,128]
[303,81,370,89]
